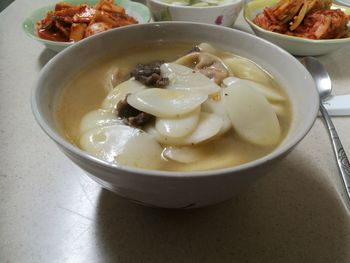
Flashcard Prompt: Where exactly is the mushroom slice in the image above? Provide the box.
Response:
[223,57,273,86]
[104,66,129,92]
[127,88,208,118]
[80,124,163,169]
[101,78,146,110]
[223,83,281,146]
[146,112,223,146]
[80,109,122,134]
[160,63,220,95]
[155,107,200,138]
[162,146,203,163]
[197,42,221,56]
[174,52,230,84]
[223,77,285,102]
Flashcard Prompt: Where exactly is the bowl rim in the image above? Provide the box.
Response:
[147,0,243,9]
[22,0,151,46]
[31,21,319,179]
[243,0,350,44]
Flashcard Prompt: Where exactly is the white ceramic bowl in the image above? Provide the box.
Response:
[22,0,151,53]
[146,0,243,27]
[32,22,319,208]
[335,0,350,7]
[244,0,350,56]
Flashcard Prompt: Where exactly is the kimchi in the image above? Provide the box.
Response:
[253,0,350,39]
[37,0,138,42]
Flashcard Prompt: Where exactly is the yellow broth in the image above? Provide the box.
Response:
[56,42,292,171]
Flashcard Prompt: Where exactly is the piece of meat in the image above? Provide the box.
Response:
[175,52,230,84]
[127,112,153,128]
[130,61,169,88]
[116,96,153,127]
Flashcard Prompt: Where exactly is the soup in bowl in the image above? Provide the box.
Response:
[32,22,319,208]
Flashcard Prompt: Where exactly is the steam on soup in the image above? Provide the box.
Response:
[56,42,291,171]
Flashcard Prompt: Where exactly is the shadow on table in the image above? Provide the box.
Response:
[37,49,57,69]
[0,0,13,12]
[94,154,349,263]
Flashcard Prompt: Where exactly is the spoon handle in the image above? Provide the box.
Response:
[319,103,350,204]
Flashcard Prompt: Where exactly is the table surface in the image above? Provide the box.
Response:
[1,1,350,262]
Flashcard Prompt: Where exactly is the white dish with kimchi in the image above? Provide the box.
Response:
[22,0,151,52]
[244,0,350,56]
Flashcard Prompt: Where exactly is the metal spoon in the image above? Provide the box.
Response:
[301,57,350,209]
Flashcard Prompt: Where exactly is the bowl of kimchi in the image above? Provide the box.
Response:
[244,0,350,56]
[22,0,151,52]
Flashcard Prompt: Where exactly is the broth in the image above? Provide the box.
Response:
[56,42,291,171]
